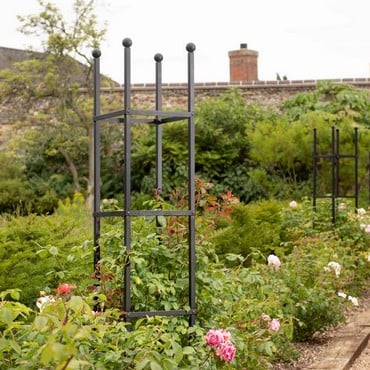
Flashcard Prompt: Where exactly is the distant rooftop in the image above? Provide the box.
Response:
[0,46,118,86]
[0,46,44,71]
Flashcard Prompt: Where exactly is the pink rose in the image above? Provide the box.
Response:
[204,329,224,347]
[220,329,231,342]
[269,318,280,332]
[267,254,281,269]
[215,341,236,362]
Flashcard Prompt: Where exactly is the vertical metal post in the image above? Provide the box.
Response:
[331,126,336,223]
[368,151,370,207]
[154,54,164,241]
[312,128,317,211]
[186,42,196,326]
[122,38,132,316]
[155,53,163,198]
[335,128,340,200]
[92,49,101,275]
[354,127,359,209]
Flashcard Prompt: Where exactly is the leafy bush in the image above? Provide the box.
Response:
[0,153,33,214]
[0,194,91,307]
[3,82,370,209]
[0,190,369,368]
[209,200,285,263]
[0,152,60,214]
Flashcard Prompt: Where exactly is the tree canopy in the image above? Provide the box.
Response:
[0,0,108,212]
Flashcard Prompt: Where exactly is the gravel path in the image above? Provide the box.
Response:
[349,340,370,370]
[273,286,370,370]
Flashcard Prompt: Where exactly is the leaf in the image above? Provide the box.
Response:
[182,346,195,355]
[150,361,162,370]
[136,358,150,370]
[67,254,75,262]
[69,295,84,314]
[9,339,21,354]
[163,358,178,370]
[173,344,183,363]
[258,341,276,356]
[40,342,54,366]
[225,253,242,262]
[0,308,14,325]
[33,315,49,331]
[157,216,167,227]
[56,271,65,279]
[0,338,8,351]
[9,290,20,301]
[48,246,59,256]
[41,342,68,365]
[36,249,48,258]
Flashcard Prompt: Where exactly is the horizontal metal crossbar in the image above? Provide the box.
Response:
[314,154,356,159]
[94,209,194,218]
[315,195,357,199]
[96,117,182,124]
[94,109,125,121]
[119,116,191,125]
[94,109,192,122]
[125,309,197,319]
[131,109,193,118]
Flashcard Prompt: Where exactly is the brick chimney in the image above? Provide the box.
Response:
[228,43,258,82]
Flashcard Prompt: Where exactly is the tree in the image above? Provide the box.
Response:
[0,0,108,210]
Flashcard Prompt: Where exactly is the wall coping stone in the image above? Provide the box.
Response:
[114,78,370,89]
[79,78,370,94]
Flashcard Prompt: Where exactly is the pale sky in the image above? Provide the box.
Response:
[1,0,370,84]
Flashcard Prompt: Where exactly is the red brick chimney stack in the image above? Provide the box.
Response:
[228,43,258,82]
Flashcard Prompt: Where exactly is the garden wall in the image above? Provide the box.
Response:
[96,78,370,109]
[2,78,370,130]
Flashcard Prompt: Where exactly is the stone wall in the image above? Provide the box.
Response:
[95,78,370,110]
[2,78,370,128]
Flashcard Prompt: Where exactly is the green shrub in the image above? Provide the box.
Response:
[0,194,91,307]
[209,200,285,263]
[0,191,369,368]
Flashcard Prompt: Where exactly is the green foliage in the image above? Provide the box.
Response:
[4,66,370,210]
[209,200,285,263]
[0,153,32,214]
[0,192,369,368]
[125,84,370,205]
[0,194,91,307]
[0,0,109,208]
[118,89,277,203]
[283,81,370,126]
[248,84,370,203]
[0,152,59,214]
[195,89,250,178]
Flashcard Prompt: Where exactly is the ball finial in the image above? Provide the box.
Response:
[186,43,196,52]
[122,38,132,47]
[154,53,163,62]
[92,48,101,58]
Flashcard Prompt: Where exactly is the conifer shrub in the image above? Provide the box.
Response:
[0,194,90,307]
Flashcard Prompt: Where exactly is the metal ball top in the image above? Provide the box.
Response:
[186,43,196,52]
[92,48,101,58]
[122,38,132,47]
[154,53,163,62]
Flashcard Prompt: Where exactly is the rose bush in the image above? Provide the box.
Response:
[0,193,368,368]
